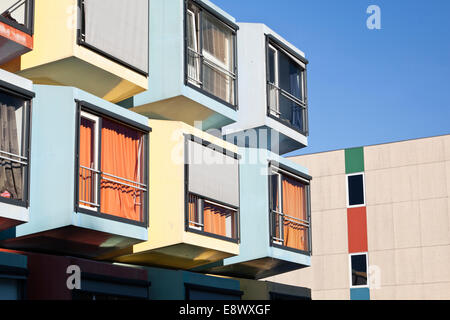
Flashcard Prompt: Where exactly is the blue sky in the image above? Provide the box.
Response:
[213,0,450,155]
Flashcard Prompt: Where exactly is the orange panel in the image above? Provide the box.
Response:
[0,21,33,49]
[347,207,368,253]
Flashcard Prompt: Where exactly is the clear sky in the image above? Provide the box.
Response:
[213,0,450,155]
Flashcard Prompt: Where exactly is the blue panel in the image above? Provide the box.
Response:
[0,251,27,269]
[350,288,370,300]
[0,279,21,300]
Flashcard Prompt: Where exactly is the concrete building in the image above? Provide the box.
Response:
[265,135,450,300]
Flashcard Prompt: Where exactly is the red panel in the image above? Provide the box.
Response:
[347,207,368,253]
[0,21,33,48]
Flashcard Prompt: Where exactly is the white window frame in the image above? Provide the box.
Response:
[79,111,99,211]
[349,252,370,289]
[187,9,200,86]
[268,44,280,117]
[346,172,366,208]
[271,171,283,245]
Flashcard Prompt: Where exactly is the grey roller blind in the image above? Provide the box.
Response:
[83,0,149,73]
[187,139,239,208]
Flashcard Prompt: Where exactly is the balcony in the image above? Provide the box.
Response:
[0,85,150,258]
[196,149,311,279]
[1,0,148,103]
[223,23,309,155]
[122,0,238,131]
[100,120,240,270]
[0,0,34,64]
[0,69,33,232]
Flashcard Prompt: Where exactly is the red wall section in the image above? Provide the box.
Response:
[347,207,368,253]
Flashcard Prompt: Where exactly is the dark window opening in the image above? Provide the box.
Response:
[267,39,308,135]
[348,174,365,206]
[351,254,368,287]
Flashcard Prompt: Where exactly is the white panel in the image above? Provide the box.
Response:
[83,0,149,73]
[187,139,239,207]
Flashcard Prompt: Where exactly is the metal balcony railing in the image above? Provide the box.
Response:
[187,193,239,241]
[270,209,311,253]
[0,0,34,34]
[79,165,147,221]
[267,82,309,136]
[187,48,236,107]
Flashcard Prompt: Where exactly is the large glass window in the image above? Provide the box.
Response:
[77,109,148,224]
[270,166,311,252]
[0,91,30,206]
[267,39,308,134]
[186,1,237,107]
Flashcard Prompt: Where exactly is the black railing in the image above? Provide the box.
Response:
[0,0,34,34]
[267,82,308,136]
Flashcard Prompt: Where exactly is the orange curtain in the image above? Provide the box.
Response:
[282,176,308,251]
[100,118,143,222]
[204,202,229,237]
[188,194,199,228]
[79,118,95,208]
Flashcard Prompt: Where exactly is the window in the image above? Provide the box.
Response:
[350,253,369,287]
[267,38,308,135]
[77,107,148,225]
[188,194,237,239]
[185,135,240,241]
[0,0,34,34]
[0,90,30,207]
[78,0,149,74]
[347,173,365,207]
[185,1,237,107]
[270,166,311,252]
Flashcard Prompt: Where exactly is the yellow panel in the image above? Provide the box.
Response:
[14,0,147,102]
[20,0,75,69]
[131,96,216,126]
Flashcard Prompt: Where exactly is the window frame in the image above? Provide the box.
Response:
[78,111,100,211]
[0,82,33,209]
[74,100,150,228]
[265,35,309,136]
[268,163,312,255]
[184,134,240,244]
[346,172,366,208]
[184,0,239,110]
[349,252,370,288]
[0,0,34,35]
